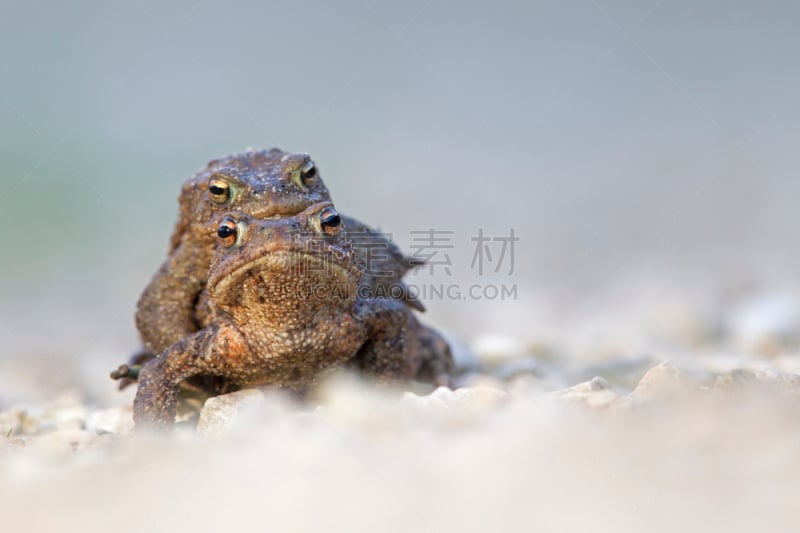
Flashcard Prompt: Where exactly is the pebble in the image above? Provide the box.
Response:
[27,429,93,456]
[551,377,624,409]
[2,355,799,457]
[197,389,266,438]
[85,407,133,436]
[712,368,800,394]
[402,385,507,411]
[629,361,700,401]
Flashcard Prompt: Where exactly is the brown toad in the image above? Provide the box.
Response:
[135,148,422,360]
[133,203,452,429]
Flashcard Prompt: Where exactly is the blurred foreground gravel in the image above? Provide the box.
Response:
[2,326,800,533]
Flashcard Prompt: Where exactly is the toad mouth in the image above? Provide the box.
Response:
[210,249,358,296]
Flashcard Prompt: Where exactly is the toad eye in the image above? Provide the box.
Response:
[217,218,238,247]
[208,178,231,204]
[291,160,318,189]
[319,207,341,235]
[301,161,317,184]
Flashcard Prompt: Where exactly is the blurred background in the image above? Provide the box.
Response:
[2,0,800,405]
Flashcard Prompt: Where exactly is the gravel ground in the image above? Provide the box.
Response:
[2,317,800,533]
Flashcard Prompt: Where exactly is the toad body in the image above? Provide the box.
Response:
[135,148,422,359]
[133,203,451,429]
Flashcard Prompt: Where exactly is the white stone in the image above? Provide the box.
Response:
[557,376,611,394]
[85,406,134,435]
[551,377,623,409]
[630,361,699,401]
[713,368,800,393]
[27,429,93,456]
[197,389,266,438]
[403,386,507,412]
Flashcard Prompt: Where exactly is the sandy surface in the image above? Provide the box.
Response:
[2,318,800,533]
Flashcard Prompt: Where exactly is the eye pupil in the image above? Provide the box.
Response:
[320,209,341,231]
[301,164,317,182]
[208,178,231,204]
[218,225,235,239]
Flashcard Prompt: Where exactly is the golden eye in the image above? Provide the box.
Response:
[319,207,341,235]
[291,160,318,189]
[217,218,238,247]
[208,178,231,204]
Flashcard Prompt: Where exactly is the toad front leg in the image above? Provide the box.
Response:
[414,325,454,387]
[352,299,423,380]
[133,324,247,430]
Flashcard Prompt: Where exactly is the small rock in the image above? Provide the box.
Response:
[551,377,623,409]
[197,389,265,438]
[18,392,90,435]
[85,406,133,435]
[453,386,507,405]
[630,362,699,401]
[27,429,93,455]
[578,356,656,390]
[559,376,611,394]
[403,386,507,411]
[402,386,452,410]
[713,369,800,394]
[712,369,761,391]
[400,386,508,426]
[766,371,800,391]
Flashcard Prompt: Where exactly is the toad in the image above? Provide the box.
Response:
[135,148,423,360]
[133,203,452,429]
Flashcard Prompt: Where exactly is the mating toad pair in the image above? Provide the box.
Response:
[114,148,453,429]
